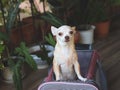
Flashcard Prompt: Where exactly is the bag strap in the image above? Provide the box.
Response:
[44,67,54,82]
[87,50,99,79]
[97,60,108,90]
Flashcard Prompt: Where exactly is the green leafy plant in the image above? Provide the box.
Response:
[0,1,37,90]
[45,33,56,47]
[5,0,21,33]
[8,42,37,90]
[0,41,5,69]
[15,42,37,70]
[0,0,22,31]
[111,0,120,6]
[0,0,22,49]
[38,44,52,65]
[0,42,37,90]
[79,0,109,23]
[46,0,120,24]
[0,0,22,70]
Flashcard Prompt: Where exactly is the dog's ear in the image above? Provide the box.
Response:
[71,26,76,30]
[51,26,58,36]
[71,26,76,34]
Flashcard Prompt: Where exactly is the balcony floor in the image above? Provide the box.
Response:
[94,17,120,90]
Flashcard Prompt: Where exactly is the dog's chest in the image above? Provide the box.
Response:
[53,45,77,80]
[56,49,76,80]
[55,48,74,65]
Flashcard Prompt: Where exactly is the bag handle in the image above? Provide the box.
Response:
[87,50,99,79]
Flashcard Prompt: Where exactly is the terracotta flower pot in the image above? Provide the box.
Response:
[74,31,80,44]
[94,21,110,39]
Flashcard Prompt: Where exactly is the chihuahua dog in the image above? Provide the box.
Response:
[51,25,87,81]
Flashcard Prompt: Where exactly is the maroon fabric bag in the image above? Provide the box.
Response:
[38,50,107,90]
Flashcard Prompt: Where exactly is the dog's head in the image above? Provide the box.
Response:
[51,25,76,45]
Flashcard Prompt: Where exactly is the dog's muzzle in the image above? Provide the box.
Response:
[65,36,70,42]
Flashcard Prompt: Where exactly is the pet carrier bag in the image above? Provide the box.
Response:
[38,50,107,90]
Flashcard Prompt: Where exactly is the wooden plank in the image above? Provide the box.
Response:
[102,50,120,70]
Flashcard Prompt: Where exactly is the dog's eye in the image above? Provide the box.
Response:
[70,31,73,34]
[58,32,63,36]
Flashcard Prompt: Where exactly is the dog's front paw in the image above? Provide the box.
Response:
[56,76,62,81]
[56,78,60,81]
[78,76,87,82]
[80,78,87,82]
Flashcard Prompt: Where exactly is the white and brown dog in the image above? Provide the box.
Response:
[51,25,87,81]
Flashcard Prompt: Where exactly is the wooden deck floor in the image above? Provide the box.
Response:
[0,16,120,90]
[94,17,120,90]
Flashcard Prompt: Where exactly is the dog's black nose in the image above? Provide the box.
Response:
[65,36,69,41]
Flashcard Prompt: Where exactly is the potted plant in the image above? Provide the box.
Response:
[17,0,56,69]
[29,42,55,69]
[0,41,37,90]
[0,1,37,90]
[39,0,81,43]
[19,0,80,43]
[45,0,120,40]
[75,0,120,39]
[82,0,120,39]
[0,0,39,46]
[90,0,111,39]
[36,0,96,44]
[62,0,109,40]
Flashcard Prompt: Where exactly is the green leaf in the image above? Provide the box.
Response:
[38,44,53,65]
[0,63,4,69]
[45,33,56,47]
[0,44,5,54]
[41,12,66,27]
[111,0,120,6]
[6,0,22,33]
[0,32,9,41]
[12,60,23,90]
[15,42,37,70]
